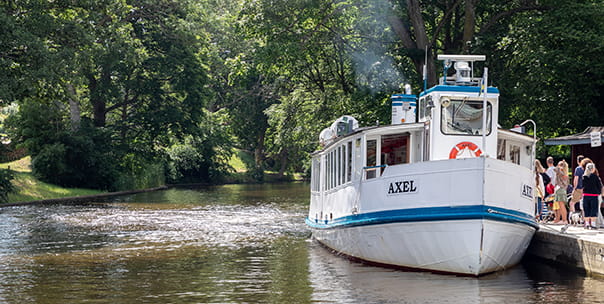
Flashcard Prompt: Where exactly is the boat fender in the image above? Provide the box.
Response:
[449,141,482,159]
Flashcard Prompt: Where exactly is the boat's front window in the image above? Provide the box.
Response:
[441,99,492,136]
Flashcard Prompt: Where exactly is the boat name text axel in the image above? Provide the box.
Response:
[387,180,418,195]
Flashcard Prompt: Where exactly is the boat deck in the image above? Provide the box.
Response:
[527,223,604,275]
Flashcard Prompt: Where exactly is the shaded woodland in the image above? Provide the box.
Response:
[0,0,602,189]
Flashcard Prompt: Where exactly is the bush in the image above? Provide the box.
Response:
[114,155,165,190]
[29,120,119,190]
[166,135,231,184]
[0,169,15,202]
[166,110,234,184]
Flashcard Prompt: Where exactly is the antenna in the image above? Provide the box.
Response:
[423,46,428,91]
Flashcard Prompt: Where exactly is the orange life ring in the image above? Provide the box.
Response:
[449,141,482,159]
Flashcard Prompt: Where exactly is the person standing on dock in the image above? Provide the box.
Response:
[534,160,546,221]
[570,155,585,213]
[545,156,556,195]
[582,163,602,229]
[553,160,569,224]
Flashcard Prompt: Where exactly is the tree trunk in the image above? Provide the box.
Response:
[389,0,438,87]
[277,149,288,178]
[254,132,265,171]
[66,83,80,132]
[87,70,109,127]
[92,96,106,127]
[463,0,477,53]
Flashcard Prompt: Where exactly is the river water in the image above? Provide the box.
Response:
[0,182,603,303]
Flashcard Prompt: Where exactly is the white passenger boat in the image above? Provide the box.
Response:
[306,55,538,276]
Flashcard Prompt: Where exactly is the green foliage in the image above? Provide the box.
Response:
[0,169,15,203]
[6,101,118,189]
[488,0,604,143]
[113,157,165,191]
[2,0,603,190]
[30,122,119,190]
[5,99,66,156]
[166,110,234,184]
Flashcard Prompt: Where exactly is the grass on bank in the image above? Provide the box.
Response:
[0,156,102,203]
[225,149,305,183]
[1,152,303,203]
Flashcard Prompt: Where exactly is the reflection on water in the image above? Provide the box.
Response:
[0,183,603,303]
[308,240,604,304]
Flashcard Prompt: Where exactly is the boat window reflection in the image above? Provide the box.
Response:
[441,99,492,136]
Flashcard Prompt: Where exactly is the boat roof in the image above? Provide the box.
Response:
[544,126,604,146]
[419,85,499,97]
[498,128,538,143]
[312,122,424,155]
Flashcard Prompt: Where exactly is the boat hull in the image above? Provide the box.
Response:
[307,157,538,276]
[308,218,536,276]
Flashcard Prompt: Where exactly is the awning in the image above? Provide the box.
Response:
[544,126,604,146]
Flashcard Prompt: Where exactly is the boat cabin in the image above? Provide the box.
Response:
[311,55,535,194]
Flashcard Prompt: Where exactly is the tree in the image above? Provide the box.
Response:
[1,0,220,189]
[387,0,547,86]
[491,0,604,139]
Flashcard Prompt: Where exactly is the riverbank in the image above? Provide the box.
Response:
[0,156,104,203]
[0,155,305,205]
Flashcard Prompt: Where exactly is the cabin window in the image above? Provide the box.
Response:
[323,155,328,190]
[325,153,330,190]
[337,146,342,186]
[311,157,320,192]
[340,145,346,185]
[366,139,377,179]
[497,139,506,160]
[328,152,333,189]
[331,151,335,188]
[441,99,492,136]
[423,125,430,161]
[381,134,409,168]
[510,145,521,165]
[347,141,353,182]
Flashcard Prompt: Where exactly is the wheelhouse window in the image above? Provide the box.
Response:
[441,99,492,136]
[418,95,433,121]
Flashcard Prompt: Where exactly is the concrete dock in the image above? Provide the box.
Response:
[526,223,604,275]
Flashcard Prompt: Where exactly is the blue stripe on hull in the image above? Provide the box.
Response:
[306,205,538,230]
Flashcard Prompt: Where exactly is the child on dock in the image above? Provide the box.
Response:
[553,160,569,224]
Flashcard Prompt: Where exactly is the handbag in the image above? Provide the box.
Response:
[571,188,582,202]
